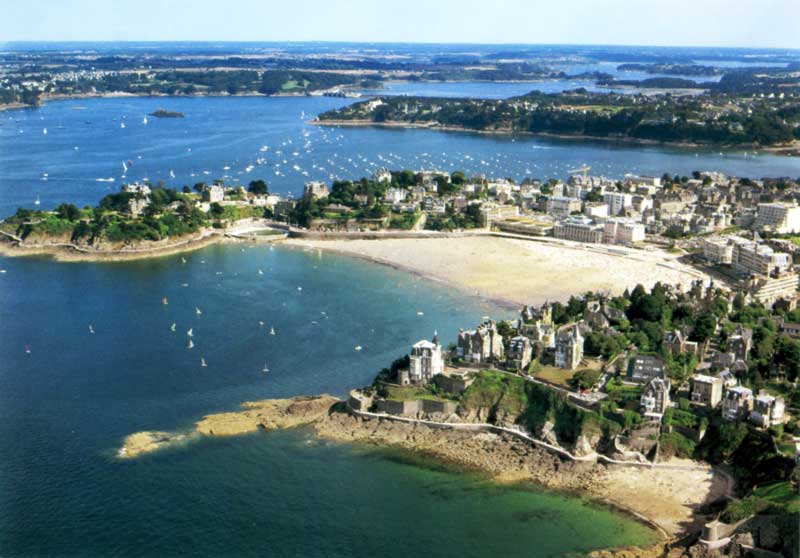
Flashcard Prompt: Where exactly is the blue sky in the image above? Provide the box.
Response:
[3,0,799,49]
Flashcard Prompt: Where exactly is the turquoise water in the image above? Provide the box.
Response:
[2,93,798,217]
[0,246,656,557]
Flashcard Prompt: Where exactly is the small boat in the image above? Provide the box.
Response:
[143,116,148,125]
[181,257,187,264]
[88,324,95,334]
[258,269,264,275]
[195,307,202,315]
[354,345,363,352]
[34,195,41,206]
[120,122,126,129]
[187,328,193,337]
[170,170,176,179]
[25,344,31,354]
[42,128,47,135]
[297,286,302,292]
[170,323,176,332]
[269,327,276,336]
[262,363,269,373]
[200,357,207,367]
[187,339,194,349]
[417,311,424,316]
[258,321,264,327]
[162,297,168,305]
[122,161,128,173]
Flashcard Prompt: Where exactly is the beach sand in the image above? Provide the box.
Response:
[284,235,707,307]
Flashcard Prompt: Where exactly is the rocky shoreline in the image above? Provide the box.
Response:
[119,395,738,557]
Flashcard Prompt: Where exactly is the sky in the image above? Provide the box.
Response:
[3,0,800,49]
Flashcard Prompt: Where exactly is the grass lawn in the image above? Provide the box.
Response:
[535,365,576,387]
[382,385,449,402]
[752,481,800,514]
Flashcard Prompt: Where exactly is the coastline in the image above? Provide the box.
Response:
[312,118,800,155]
[0,231,227,262]
[119,395,729,553]
[282,235,708,308]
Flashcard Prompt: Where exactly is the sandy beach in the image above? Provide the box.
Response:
[284,235,707,307]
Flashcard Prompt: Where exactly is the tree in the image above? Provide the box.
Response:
[55,203,80,221]
[691,314,717,343]
[209,202,224,217]
[248,179,269,195]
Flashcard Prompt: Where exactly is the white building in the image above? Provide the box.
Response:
[754,202,800,234]
[603,192,633,215]
[408,333,444,383]
[750,394,785,428]
[547,196,582,219]
[641,378,671,419]
[603,219,645,245]
[554,323,583,370]
[203,185,224,203]
[722,386,754,421]
[384,187,408,204]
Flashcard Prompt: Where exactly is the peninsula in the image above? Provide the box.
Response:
[120,280,799,558]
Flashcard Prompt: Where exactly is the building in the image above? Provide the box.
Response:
[750,393,785,428]
[584,202,609,219]
[625,174,661,189]
[373,168,392,183]
[728,325,753,361]
[384,187,407,204]
[603,192,633,215]
[722,386,754,421]
[457,320,505,363]
[734,242,791,276]
[122,183,151,196]
[479,204,519,227]
[690,374,723,408]
[663,329,698,356]
[753,202,800,234]
[553,216,603,243]
[407,332,444,383]
[554,323,583,370]
[303,181,329,199]
[507,336,533,370]
[546,196,582,219]
[627,354,666,383]
[203,185,224,203]
[641,378,671,418]
[603,219,645,245]
[745,271,800,307]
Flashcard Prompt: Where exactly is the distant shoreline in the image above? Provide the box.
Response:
[312,118,800,155]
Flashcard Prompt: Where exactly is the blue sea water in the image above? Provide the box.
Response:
[1,92,798,217]
[0,246,656,557]
[0,77,796,557]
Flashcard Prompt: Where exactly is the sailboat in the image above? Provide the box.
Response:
[34,194,41,206]
[269,326,276,336]
[42,127,47,135]
[122,160,128,174]
[181,257,187,264]
[187,328,193,337]
[143,116,148,125]
[187,339,194,349]
[170,169,176,179]
[24,344,31,354]
[195,307,202,315]
[170,323,176,332]
[262,363,269,373]
[200,357,207,367]
[120,122,126,129]
[258,269,264,275]
[162,296,168,305]
[88,324,95,334]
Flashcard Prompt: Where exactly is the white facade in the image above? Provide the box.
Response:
[408,336,444,383]
[754,203,800,234]
[603,192,633,215]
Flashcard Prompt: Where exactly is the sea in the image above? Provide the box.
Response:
[1,66,799,557]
